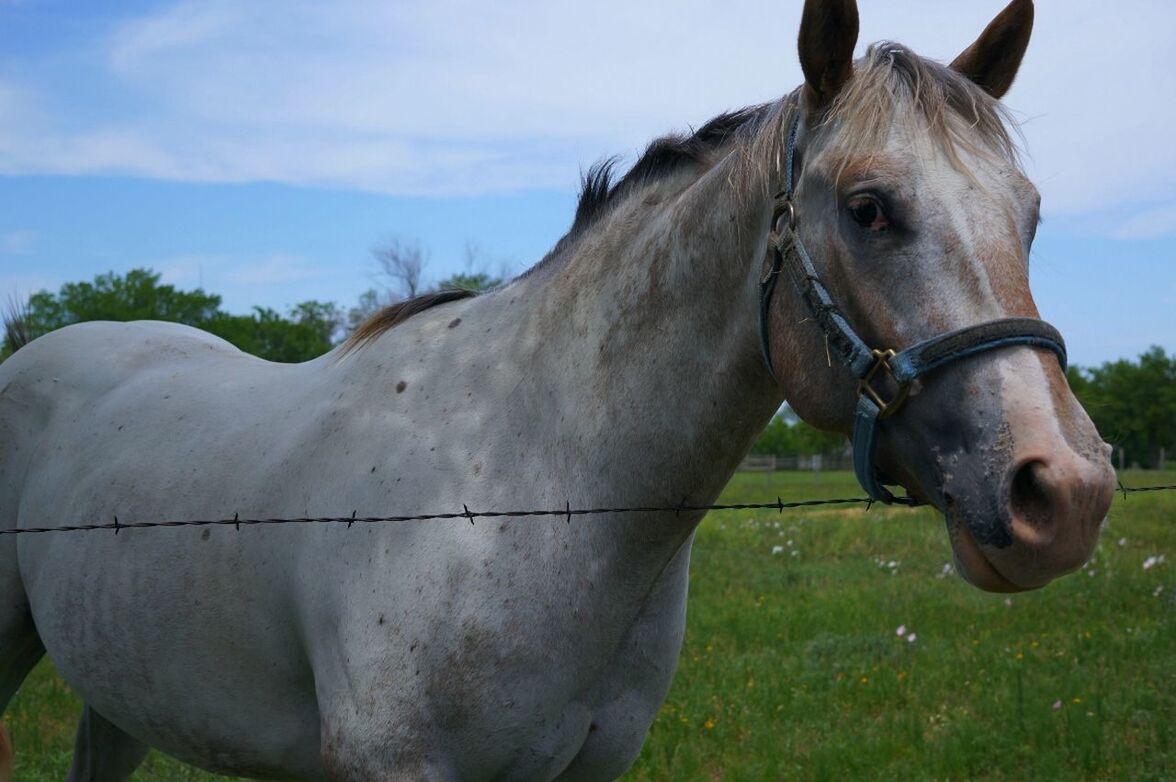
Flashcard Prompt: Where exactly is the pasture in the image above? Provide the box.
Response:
[5,470,1173,780]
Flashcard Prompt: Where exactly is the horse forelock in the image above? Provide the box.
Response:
[822,43,1021,182]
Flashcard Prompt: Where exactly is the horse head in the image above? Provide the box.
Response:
[766,0,1116,592]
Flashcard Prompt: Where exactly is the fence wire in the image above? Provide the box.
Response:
[1,485,1172,537]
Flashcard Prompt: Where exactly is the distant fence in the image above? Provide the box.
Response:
[738,454,855,472]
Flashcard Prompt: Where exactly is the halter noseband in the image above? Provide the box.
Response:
[759,113,1067,505]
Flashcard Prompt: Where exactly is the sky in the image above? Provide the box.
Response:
[0,0,1172,367]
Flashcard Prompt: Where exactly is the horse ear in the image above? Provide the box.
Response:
[798,0,860,110]
[950,0,1034,99]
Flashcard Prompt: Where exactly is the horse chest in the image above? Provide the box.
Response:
[316,532,693,779]
[439,537,694,779]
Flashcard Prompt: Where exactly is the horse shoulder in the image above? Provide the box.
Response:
[555,533,696,780]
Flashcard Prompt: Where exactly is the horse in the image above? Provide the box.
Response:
[0,0,1116,778]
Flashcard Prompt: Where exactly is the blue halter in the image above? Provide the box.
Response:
[759,113,1067,505]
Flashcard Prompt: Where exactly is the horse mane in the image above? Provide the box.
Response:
[522,103,786,278]
[525,44,1018,282]
[2,295,33,356]
[342,288,477,353]
[572,105,779,233]
[340,43,1019,353]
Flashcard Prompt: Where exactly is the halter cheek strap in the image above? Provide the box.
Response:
[760,114,1067,505]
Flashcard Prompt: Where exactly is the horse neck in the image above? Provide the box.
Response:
[517,151,784,513]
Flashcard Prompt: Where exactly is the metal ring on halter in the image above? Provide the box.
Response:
[771,200,795,234]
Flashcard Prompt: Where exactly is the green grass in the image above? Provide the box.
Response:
[5,471,1174,780]
[629,470,1176,781]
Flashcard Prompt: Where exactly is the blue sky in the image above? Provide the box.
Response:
[0,0,1172,367]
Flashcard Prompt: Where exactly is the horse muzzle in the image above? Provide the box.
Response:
[942,438,1116,593]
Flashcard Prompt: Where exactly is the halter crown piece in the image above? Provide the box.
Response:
[759,113,1067,505]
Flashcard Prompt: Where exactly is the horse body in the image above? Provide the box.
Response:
[0,150,778,778]
[0,1,1118,778]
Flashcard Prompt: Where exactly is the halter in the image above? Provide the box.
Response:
[759,113,1067,505]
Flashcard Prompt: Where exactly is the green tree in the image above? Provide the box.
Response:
[1069,346,1176,469]
[437,272,501,293]
[22,269,222,336]
[2,269,339,363]
[347,288,384,334]
[751,407,847,457]
[349,237,506,336]
[206,302,341,364]
[750,416,799,456]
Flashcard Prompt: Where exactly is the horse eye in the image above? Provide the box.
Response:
[848,195,888,232]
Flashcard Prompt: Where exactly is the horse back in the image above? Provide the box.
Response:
[0,320,331,773]
[0,320,248,512]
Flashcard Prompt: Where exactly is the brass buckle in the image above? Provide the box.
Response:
[858,349,911,419]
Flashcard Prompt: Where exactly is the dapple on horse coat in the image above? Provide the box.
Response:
[0,0,1115,778]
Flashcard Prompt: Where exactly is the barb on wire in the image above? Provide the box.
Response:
[0,485,1171,537]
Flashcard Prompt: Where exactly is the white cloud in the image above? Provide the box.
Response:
[0,272,56,299]
[1111,203,1176,240]
[153,254,221,287]
[225,254,325,285]
[0,230,36,255]
[109,2,237,68]
[1,0,1174,215]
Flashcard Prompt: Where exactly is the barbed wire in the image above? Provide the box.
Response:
[1,484,1171,537]
[1118,484,1176,495]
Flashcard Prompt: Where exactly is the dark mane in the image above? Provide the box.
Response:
[342,288,476,353]
[2,295,33,356]
[340,107,778,351]
[531,103,781,272]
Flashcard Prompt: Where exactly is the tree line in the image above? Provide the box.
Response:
[745,350,1176,468]
[3,268,341,364]
[1067,347,1175,470]
[1,239,502,364]
[2,264,1172,468]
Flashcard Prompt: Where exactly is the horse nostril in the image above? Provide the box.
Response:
[1009,459,1053,533]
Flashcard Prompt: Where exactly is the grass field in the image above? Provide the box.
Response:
[5,470,1174,780]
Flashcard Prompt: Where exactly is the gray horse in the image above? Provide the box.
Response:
[0,0,1114,778]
